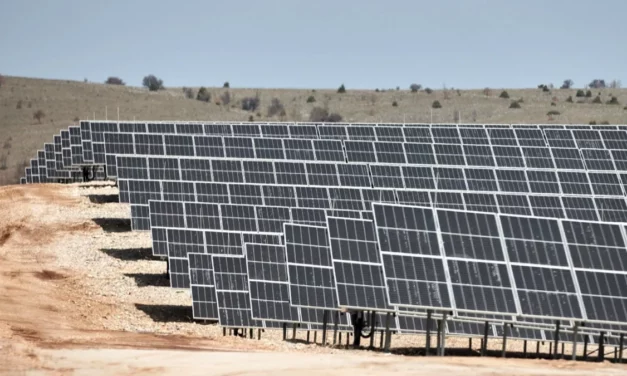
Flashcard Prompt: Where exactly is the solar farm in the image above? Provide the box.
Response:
[15,120,627,366]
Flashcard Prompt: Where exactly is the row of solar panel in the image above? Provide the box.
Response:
[115,155,627,196]
[101,133,627,177]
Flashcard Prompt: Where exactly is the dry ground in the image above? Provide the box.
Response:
[1,76,627,184]
[0,182,625,375]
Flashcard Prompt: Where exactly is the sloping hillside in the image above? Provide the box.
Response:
[1,76,626,184]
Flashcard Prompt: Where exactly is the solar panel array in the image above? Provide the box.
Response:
[19,120,627,354]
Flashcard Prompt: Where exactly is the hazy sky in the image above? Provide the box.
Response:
[1,0,625,89]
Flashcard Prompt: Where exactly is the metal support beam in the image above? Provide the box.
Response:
[572,324,579,361]
[282,323,287,341]
[322,311,328,346]
[523,340,527,357]
[619,333,624,363]
[598,332,605,362]
[292,323,297,340]
[369,311,376,350]
[384,312,392,353]
[502,324,509,358]
[583,335,589,361]
[333,311,339,345]
[306,330,310,343]
[536,341,540,358]
[481,321,489,356]
[469,338,472,351]
[439,313,447,356]
[258,329,261,340]
[425,310,432,356]
[553,320,561,360]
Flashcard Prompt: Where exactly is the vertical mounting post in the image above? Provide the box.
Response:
[250,328,253,339]
[469,338,472,350]
[333,311,339,345]
[583,335,589,361]
[523,340,527,357]
[314,331,318,344]
[292,323,297,340]
[383,312,392,353]
[536,341,541,358]
[322,311,328,346]
[282,323,287,341]
[481,321,489,356]
[572,324,579,361]
[436,319,442,355]
[619,333,624,363]
[502,324,509,358]
[439,312,447,356]
[369,311,376,350]
[425,310,432,356]
[553,320,561,360]
[306,330,310,343]
[598,332,605,362]
[258,329,261,340]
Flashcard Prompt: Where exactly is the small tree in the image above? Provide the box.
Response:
[509,101,521,109]
[592,96,602,104]
[306,95,316,103]
[337,84,346,93]
[607,96,620,105]
[242,96,260,111]
[483,87,492,96]
[586,90,592,98]
[220,91,231,106]
[33,110,45,124]
[105,76,125,85]
[196,87,211,102]
[267,98,285,117]
[566,96,573,103]
[182,87,195,99]
[248,115,254,122]
[142,75,164,91]
[432,100,442,109]
[223,82,230,88]
[425,87,433,94]
[392,101,398,107]
[499,90,510,99]
[576,89,585,97]
[589,79,606,89]
[410,83,421,93]
[542,85,550,92]
[560,79,574,89]
[609,79,622,89]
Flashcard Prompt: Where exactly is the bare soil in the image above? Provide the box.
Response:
[0,183,625,375]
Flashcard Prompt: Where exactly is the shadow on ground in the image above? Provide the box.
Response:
[88,194,119,204]
[100,247,158,261]
[125,273,170,287]
[92,218,131,232]
[134,304,213,324]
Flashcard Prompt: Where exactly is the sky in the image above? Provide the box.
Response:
[1,0,625,90]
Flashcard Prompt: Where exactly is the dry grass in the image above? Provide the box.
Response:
[1,76,626,185]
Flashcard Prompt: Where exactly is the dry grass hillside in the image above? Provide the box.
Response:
[1,75,626,185]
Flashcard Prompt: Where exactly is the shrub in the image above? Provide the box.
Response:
[337,84,346,93]
[142,75,164,91]
[220,91,231,106]
[241,96,260,111]
[392,101,398,107]
[624,106,627,110]
[589,79,606,89]
[309,107,342,122]
[27,102,32,108]
[248,115,254,122]
[16,100,22,109]
[223,82,230,88]
[576,89,585,97]
[483,87,492,96]
[551,102,557,106]
[306,95,316,103]
[33,110,45,124]
[592,96,602,104]
[457,89,462,96]
[182,87,195,99]
[586,90,592,97]
[73,116,80,122]
[396,86,400,91]
[499,90,509,99]
[607,96,620,105]
[509,101,521,109]
[105,77,125,85]
[267,98,285,117]
[589,121,597,125]
[432,100,442,109]
[425,87,433,94]
[543,85,550,92]
[566,96,573,103]
[560,79,574,89]
[0,74,4,88]
[196,87,211,102]
[3,138,11,149]
[547,110,560,116]
[0,154,6,170]
[600,120,610,125]
[410,83,421,93]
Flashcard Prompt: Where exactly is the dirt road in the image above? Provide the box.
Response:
[0,183,624,375]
